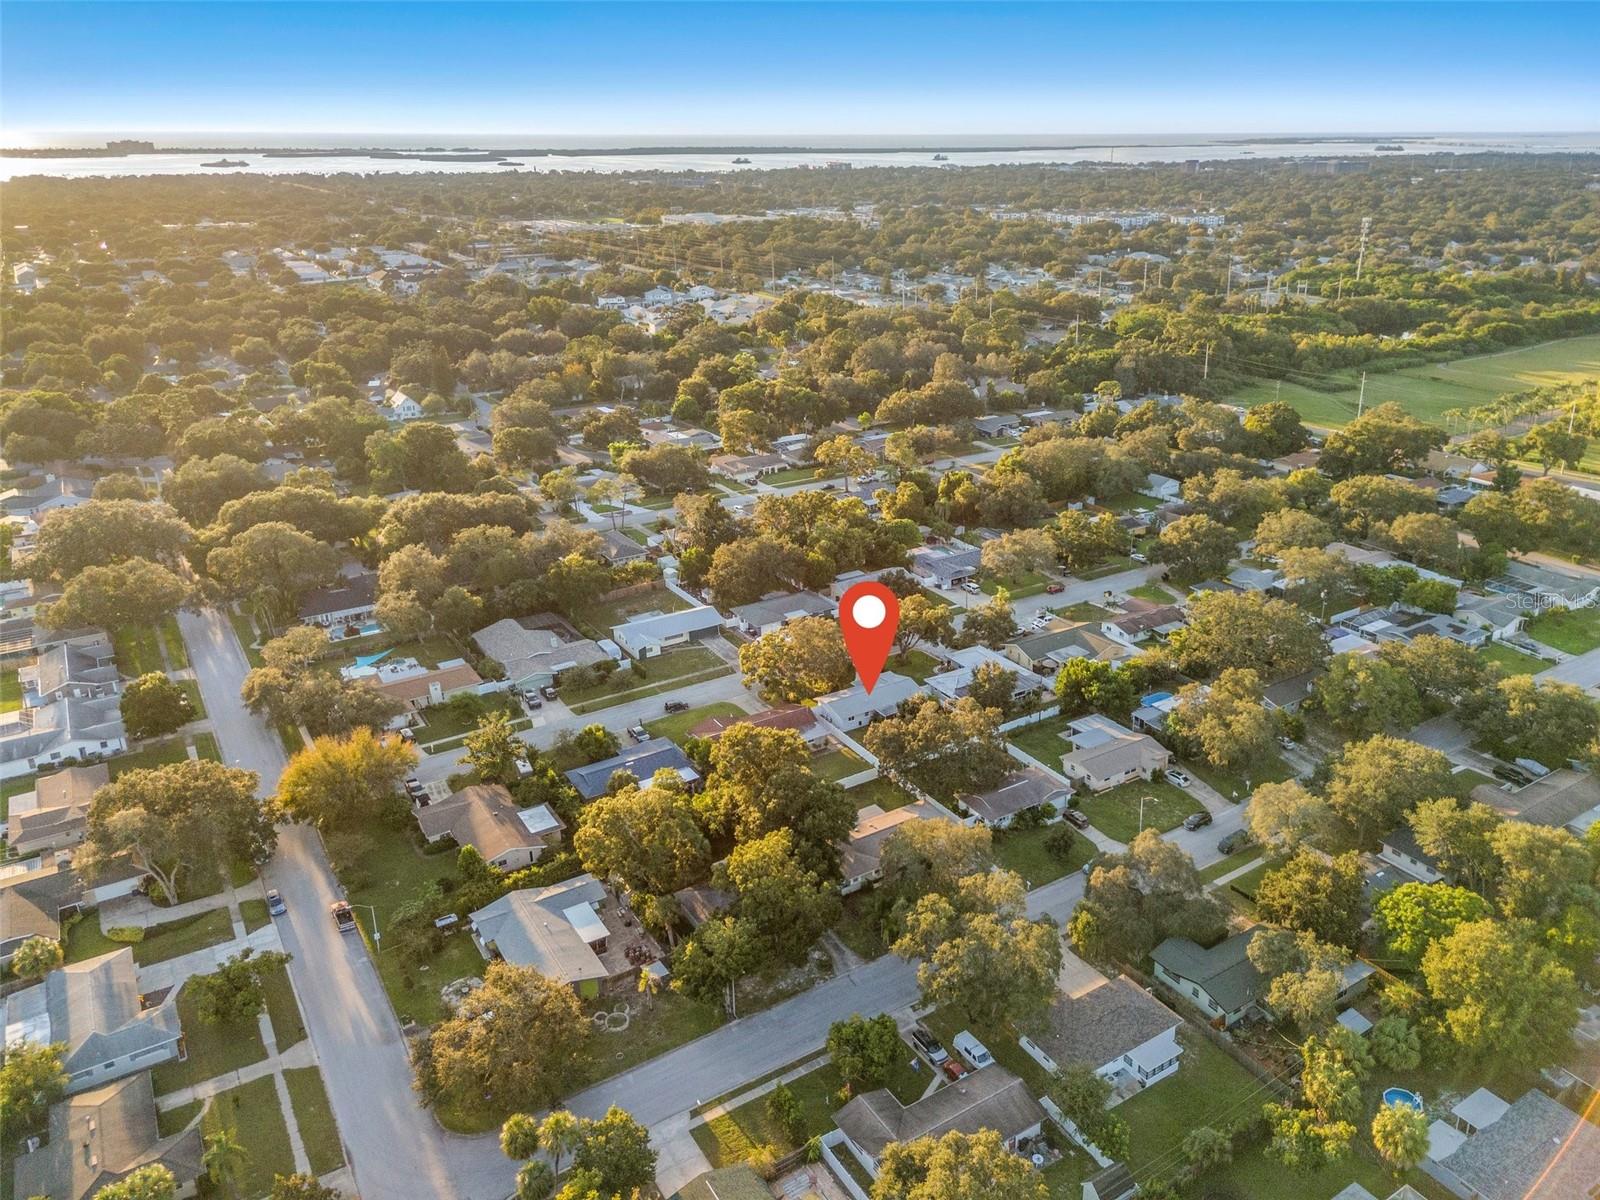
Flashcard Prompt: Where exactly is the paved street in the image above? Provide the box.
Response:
[180,607,515,1200]
[1537,643,1600,692]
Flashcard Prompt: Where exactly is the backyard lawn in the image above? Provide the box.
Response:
[202,1075,296,1199]
[152,983,268,1094]
[284,1066,345,1176]
[644,700,748,742]
[1478,642,1549,676]
[888,648,941,683]
[993,822,1095,887]
[134,908,236,965]
[811,746,869,783]
[0,667,20,713]
[578,585,690,639]
[1007,713,1076,769]
[563,647,732,713]
[1077,779,1205,842]
[1525,606,1600,654]
[845,775,918,812]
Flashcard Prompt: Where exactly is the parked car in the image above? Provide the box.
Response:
[540,685,558,701]
[397,728,415,743]
[1031,615,1053,630]
[664,700,690,713]
[1130,551,1149,563]
[1167,768,1193,788]
[960,580,982,594]
[628,725,650,742]
[1183,810,1213,831]
[941,1058,969,1081]
[953,1031,995,1070]
[1217,829,1254,855]
[524,695,543,710]
[1045,583,1065,594]
[267,889,286,916]
[1277,735,1297,750]
[1063,808,1090,829]
[1082,854,1102,877]
[909,1027,948,1065]
[330,901,356,933]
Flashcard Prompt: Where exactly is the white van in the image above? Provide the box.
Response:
[952,1031,994,1070]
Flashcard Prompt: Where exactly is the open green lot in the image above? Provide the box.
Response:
[412,692,522,742]
[1077,779,1205,842]
[993,822,1096,887]
[284,1066,345,1176]
[981,569,1052,599]
[1186,751,1294,805]
[1199,847,1264,885]
[1478,641,1550,675]
[692,1061,847,1167]
[1525,605,1600,654]
[201,1075,296,1199]
[109,736,192,777]
[578,584,689,638]
[113,623,166,676]
[1006,713,1076,769]
[1126,582,1177,605]
[644,700,748,742]
[563,647,732,712]
[159,615,189,669]
[1231,334,1600,429]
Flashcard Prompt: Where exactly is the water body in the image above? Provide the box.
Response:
[3,132,1597,181]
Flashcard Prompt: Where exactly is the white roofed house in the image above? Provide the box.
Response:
[924,644,1048,705]
[611,605,724,659]
[385,389,425,421]
[836,798,959,894]
[19,635,120,706]
[909,543,982,590]
[0,693,128,780]
[468,872,663,999]
[813,671,919,732]
[349,657,483,727]
[5,763,108,858]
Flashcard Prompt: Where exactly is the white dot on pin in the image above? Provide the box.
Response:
[852,594,887,629]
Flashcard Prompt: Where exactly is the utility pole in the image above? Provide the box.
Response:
[1356,216,1372,282]
[1224,265,1231,297]
[1357,371,1367,417]
[1203,343,1211,381]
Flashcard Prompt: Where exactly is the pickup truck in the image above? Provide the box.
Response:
[330,901,357,934]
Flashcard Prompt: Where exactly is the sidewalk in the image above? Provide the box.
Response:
[135,923,285,992]
[100,876,265,931]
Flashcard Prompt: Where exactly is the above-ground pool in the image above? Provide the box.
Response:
[1383,1087,1423,1111]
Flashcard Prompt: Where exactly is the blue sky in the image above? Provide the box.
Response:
[3,2,1596,139]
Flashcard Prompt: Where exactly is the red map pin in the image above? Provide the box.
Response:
[839,581,900,693]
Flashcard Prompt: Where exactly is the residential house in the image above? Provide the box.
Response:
[770,433,814,465]
[611,606,724,659]
[472,617,613,690]
[908,543,982,589]
[0,694,128,780]
[1019,961,1184,1095]
[1059,715,1171,793]
[5,764,108,858]
[925,644,1049,705]
[565,739,701,801]
[708,451,786,483]
[1151,930,1265,1028]
[1424,1088,1600,1200]
[297,571,379,636]
[385,389,424,421]
[687,703,827,747]
[1002,624,1129,675]
[1262,669,1320,713]
[837,800,958,894]
[1486,560,1600,611]
[1455,591,1531,641]
[11,1073,203,1200]
[972,413,1023,439]
[729,590,834,637]
[468,873,662,998]
[1,860,84,963]
[834,1067,1046,1177]
[1100,603,1186,649]
[670,883,735,931]
[1141,473,1182,502]
[0,577,61,622]
[813,672,919,731]
[1475,769,1600,833]
[414,784,564,870]
[351,658,483,724]
[957,766,1070,828]
[0,474,94,521]
[1378,827,1445,884]
[597,528,647,565]
[18,637,120,709]
[3,949,183,1093]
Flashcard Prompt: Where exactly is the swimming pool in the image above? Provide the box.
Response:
[1382,1087,1423,1111]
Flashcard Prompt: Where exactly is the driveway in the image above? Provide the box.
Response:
[1537,644,1600,692]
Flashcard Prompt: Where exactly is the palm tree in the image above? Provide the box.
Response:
[536,1110,582,1177]
[203,1127,249,1198]
[516,1161,556,1200]
[637,966,661,1011]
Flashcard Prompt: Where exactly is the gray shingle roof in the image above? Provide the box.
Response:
[1151,929,1264,1013]
[1438,1088,1600,1200]
[1024,976,1180,1071]
[564,740,699,800]
[835,1066,1045,1160]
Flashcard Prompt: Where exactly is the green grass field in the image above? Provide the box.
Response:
[1478,642,1550,676]
[1231,334,1600,429]
[283,1066,345,1176]
[643,700,748,742]
[201,1075,296,1199]
[1524,606,1600,654]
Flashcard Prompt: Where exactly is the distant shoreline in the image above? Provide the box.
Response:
[0,135,1431,159]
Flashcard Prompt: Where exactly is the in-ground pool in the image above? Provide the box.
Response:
[1382,1087,1423,1111]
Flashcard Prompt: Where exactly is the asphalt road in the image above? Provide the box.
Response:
[180,607,516,1200]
